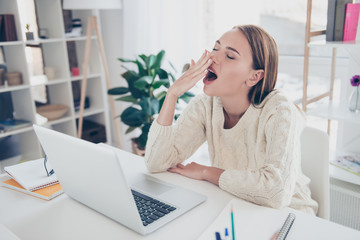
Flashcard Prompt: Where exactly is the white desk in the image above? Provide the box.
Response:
[1,154,360,240]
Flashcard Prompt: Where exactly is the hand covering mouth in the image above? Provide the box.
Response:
[205,67,218,81]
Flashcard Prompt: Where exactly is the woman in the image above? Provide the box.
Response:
[144,25,318,215]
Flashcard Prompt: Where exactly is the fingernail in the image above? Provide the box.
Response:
[208,59,212,63]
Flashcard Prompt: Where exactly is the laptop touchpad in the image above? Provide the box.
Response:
[133,179,172,196]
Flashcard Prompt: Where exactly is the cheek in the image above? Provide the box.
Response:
[222,65,249,85]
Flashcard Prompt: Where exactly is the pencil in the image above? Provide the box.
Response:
[231,205,235,240]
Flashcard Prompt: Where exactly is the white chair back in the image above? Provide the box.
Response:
[300,126,330,219]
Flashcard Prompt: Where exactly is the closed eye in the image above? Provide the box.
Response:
[227,55,234,60]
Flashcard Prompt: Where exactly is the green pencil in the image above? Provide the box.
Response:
[231,205,235,240]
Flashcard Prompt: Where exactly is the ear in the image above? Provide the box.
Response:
[247,70,264,87]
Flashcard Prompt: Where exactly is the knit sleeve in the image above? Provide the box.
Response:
[144,95,207,172]
[219,102,303,209]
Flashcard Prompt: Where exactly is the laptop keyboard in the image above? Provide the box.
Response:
[131,189,176,226]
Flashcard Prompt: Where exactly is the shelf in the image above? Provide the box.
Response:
[25,38,64,45]
[330,165,360,186]
[329,150,360,186]
[0,0,111,165]
[65,36,97,42]
[70,73,102,81]
[0,84,29,93]
[30,78,69,87]
[307,101,360,124]
[0,41,23,46]
[0,126,33,138]
[74,108,105,118]
[309,40,360,48]
[43,116,73,126]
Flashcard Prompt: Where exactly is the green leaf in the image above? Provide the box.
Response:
[150,69,157,79]
[121,70,138,81]
[115,95,138,103]
[139,97,159,116]
[139,54,148,65]
[152,50,165,69]
[121,107,146,127]
[168,60,177,73]
[125,126,137,134]
[168,72,176,82]
[157,68,168,79]
[150,97,160,116]
[137,123,152,149]
[135,59,147,76]
[155,91,167,101]
[152,79,169,89]
[148,55,156,69]
[134,76,153,90]
[183,91,195,97]
[118,58,136,63]
[108,87,129,95]
[179,91,195,103]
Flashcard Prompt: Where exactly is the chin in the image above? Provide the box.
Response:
[203,85,217,97]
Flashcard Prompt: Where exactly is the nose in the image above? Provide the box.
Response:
[209,51,218,64]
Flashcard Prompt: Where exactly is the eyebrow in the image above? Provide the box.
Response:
[216,40,240,56]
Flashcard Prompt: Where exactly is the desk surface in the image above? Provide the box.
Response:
[1,152,360,240]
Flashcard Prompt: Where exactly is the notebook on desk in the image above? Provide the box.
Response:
[33,125,206,235]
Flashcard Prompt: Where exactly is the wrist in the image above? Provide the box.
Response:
[168,86,183,99]
[202,166,224,186]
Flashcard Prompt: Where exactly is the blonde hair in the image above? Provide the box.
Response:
[233,25,278,105]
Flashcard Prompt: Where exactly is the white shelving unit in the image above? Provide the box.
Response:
[0,0,111,171]
[303,0,360,230]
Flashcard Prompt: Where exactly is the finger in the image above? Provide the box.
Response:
[190,59,195,67]
[190,52,211,73]
[187,58,212,80]
[190,50,209,70]
[168,167,182,174]
[194,50,210,67]
[176,163,185,169]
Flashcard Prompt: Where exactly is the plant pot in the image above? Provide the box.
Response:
[131,139,146,157]
[26,32,34,40]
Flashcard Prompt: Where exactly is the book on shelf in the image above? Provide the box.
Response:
[357,11,360,41]
[0,14,18,42]
[331,154,360,177]
[2,178,63,201]
[0,118,32,133]
[343,3,360,41]
[334,0,352,41]
[4,158,59,191]
[326,0,337,41]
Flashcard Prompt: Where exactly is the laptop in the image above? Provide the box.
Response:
[33,125,207,235]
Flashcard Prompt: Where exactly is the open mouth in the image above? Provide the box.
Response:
[205,68,218,81]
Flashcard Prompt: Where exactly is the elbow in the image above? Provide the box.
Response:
[144,153,169,173]
[145,161,166,173]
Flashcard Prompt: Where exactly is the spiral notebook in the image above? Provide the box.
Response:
[2,178,63,200]
[4,158,59,191]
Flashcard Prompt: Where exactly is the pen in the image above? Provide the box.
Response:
[231,206,235,240]
[224,227,230,240]
[215,231,221,240]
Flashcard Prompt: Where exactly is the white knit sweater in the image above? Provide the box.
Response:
[145,90,318,215]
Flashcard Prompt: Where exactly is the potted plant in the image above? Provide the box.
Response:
[25,24,34,41]
[108,50,194,155]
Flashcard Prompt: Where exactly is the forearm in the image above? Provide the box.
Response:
[156,91,178,126]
